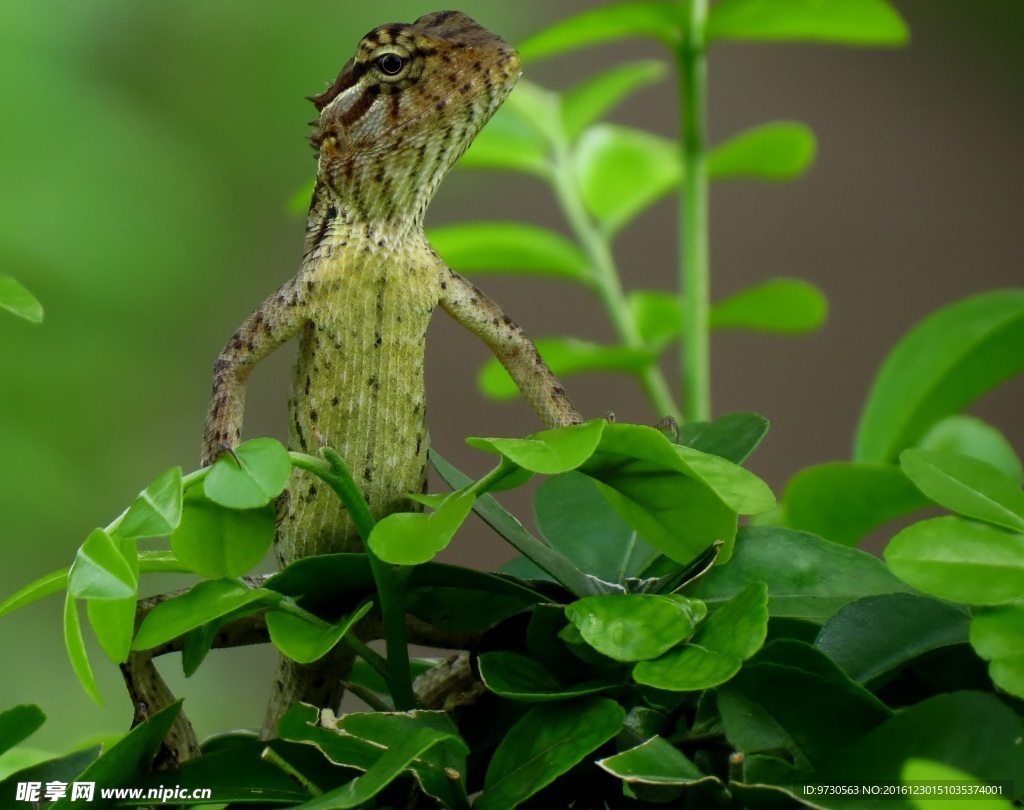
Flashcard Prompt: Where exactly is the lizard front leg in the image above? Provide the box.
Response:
[438,266,583,428]
[202,278,309,465]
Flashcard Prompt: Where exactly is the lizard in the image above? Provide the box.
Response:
[201,10,582,736]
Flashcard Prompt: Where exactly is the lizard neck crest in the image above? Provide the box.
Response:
[306,11,520,234]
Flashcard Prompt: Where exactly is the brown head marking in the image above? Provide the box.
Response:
[308,11,521,226]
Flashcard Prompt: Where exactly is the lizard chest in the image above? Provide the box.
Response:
[283,249,442,555]
[289,252,441,444]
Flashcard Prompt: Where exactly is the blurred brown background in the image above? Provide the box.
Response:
[0,0,1020,750]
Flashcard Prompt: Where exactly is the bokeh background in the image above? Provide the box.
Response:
[1,0,1021,751]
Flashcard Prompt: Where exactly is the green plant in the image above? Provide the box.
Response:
[3,1,1024,808]
[0,276,42,324]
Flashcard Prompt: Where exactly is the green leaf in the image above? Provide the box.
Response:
[0,568,68,619]
[478,652,618,702]
[267,602,372,665]
[288,179,316,215]
[690,526,913,621]
[751,637,851,679]
[276,703,392,771]
[900,448,1024,532]
[574,124,680,235]
[88,595,137,664]
[855,290,1024,463]
[709,123,817,181]
[133,579,276,650]
[919,415,1023,485]
[718,661,891,770]
[814,693,1024,801]
[633,582,768,690]
[707,0,909,46]
[580,427,739,565]
[68,528,137,600]
[505,80,563,145]
[598,737,720,802]
[885,516,1024,606]
[132,737,318,806]
[170,487,276,579]
[430,451,598,597]
[562,61,667,140]
[265,552,374,610]
[0,748,101,802]
[368,488,475,565]
[674,445,776,515]
[460,104,550,176]
[635,646,742,693]
[518,2,682,61]
[290,712,468,810]
[51,702,183,810]
[676,412,770,465]
[711,277,827,334]
[903,759,1015,810]
[118,466,183,539]
[630,289,682,349]
[691,581,769,660]
[468,419,605,475]
[535,472,656,584]
[205,437,291,509]
[63,594,101,705]
[138,550,192,574]
[478,338,656,401]
[970,604,1024,699]
[478,697,625,810]
[814,593,970,684]
[406,564,548,633]
[181,622,221,678]
[597,735,711,786]
[0,275,43,323]
[779,462,929,546]
[0,706,45,757]
[427,221,590,284]
[638,542,724,595]
[567,594,703,662]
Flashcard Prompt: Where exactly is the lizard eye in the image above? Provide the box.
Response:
[377,53,406,76]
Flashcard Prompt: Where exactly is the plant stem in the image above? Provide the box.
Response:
[343,633,390,683]
[679,0,711,422]
[261,747,323,797]
[288,450,416,711]
[549,146,681,422]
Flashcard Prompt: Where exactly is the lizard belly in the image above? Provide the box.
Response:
[278,261,438,563]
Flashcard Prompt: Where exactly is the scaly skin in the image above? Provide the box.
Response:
[201,11,581,734]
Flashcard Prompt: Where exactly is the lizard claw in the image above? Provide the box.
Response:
[653,416,680,443]
[218,441,242,466]
[201,440,240,469]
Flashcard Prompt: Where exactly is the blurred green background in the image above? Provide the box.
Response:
[2,0,1022,750]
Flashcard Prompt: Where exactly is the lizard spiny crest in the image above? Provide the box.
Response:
[307,10,520,228]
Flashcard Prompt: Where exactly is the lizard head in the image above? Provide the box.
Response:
[309,11,521,226]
